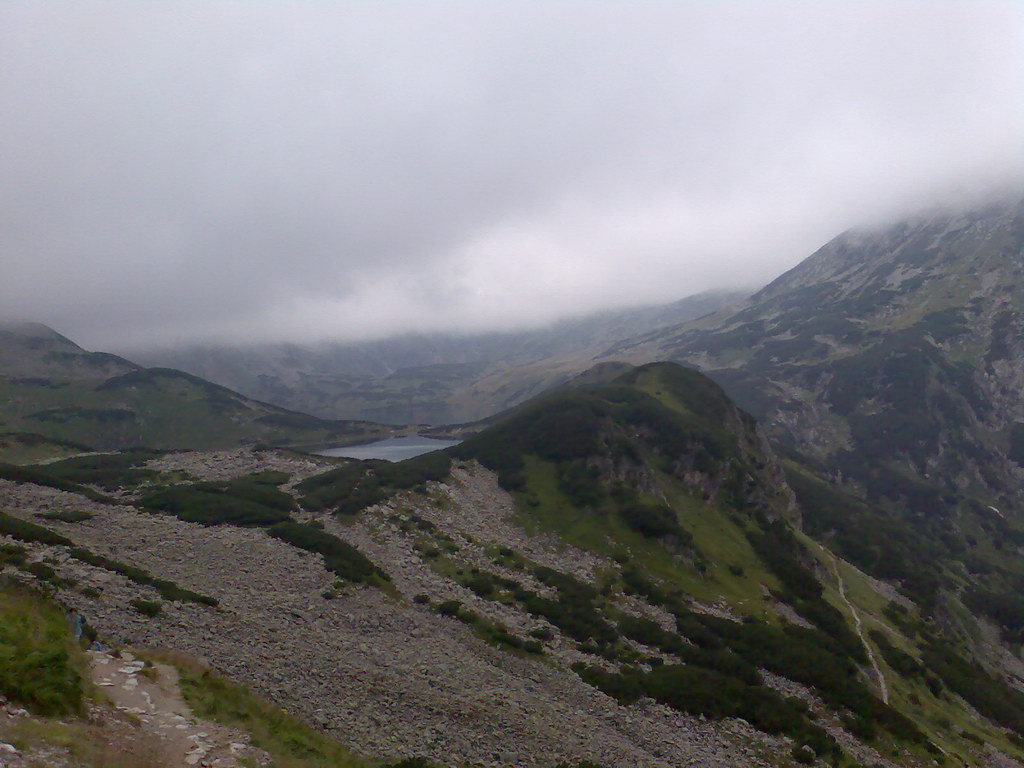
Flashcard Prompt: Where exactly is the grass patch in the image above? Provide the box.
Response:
[137,475,295,527]
[0,578,85,715]
[40,450,163,490]
[156,650,370,768]
[0,462,115,503]
[3,716,174,768]
[298,452,452,516]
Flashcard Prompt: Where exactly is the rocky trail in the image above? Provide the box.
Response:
[828,553,889,704]
[88,650,266,768]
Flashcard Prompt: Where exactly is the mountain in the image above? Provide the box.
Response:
[3,361,1023,767]
[0,322,138,380]
[0,323,393,452]
[124,290,745,424]
[587,196,1024,658]
[606,196,1024,514]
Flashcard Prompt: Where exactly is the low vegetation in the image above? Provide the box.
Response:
[0,578,85,716]
[39,450,163,490]
[0,462,115,504]
[163,649,371,768]
[0,509,217,606]
[298,451,451,516]
[138,472,295,527]
[268,521,387,585]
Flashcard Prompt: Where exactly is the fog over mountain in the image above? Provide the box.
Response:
[2,2,1021,350]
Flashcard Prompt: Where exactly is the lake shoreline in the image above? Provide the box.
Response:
[312,434,462,462]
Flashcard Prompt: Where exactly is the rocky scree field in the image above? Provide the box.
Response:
[0,363,1023,767]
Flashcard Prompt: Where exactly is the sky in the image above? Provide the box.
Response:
[2,2,1022,351]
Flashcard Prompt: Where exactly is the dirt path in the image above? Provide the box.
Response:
[88,650,265,767]
[826,553,889,705]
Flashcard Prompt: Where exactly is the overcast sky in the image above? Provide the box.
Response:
[2,2,1022,351]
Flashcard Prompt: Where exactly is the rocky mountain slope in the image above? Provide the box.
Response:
[606,196,1024,516]
[123,291,744,425]
[0,323,394,452]
[2,362,1023,767]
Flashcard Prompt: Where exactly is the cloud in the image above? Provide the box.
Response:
[1,1,1021,350]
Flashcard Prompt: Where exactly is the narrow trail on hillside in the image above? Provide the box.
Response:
[89,650,263,767]
[827,552,889,705]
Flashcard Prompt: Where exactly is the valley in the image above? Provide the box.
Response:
[2,196,1024,768]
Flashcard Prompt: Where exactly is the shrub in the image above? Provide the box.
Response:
[67,547,217,606]
[36,510,94,523]
[436,599,462,617]
[618,615,686,656]
[41,450,162,490]
[297,452,452,515]
[513,567,617,644]
[25,561,57,582]
[138,478,294,527]
[0,463,115,504]
[0,511,72,547]
[618,502,687,541]
[267,522,386,585]
[130,599,162,617]
[0,543,27,566]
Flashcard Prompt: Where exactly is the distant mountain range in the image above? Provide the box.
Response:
[124,290,745,424]
[0,322,393,451]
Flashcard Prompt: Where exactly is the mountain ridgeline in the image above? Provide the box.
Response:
[0,322,393,451]
[122,290,746,424]
[610,197,1024,519]
[6,196,1024,766]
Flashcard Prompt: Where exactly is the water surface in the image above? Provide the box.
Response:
[316,435,461,462]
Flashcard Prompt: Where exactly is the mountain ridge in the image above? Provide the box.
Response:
[120,290,746,424]
[0,323,394,452]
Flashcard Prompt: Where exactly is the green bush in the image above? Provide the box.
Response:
[0,579,85,715]
[130,598,162,617]
[36,510,94,523]
[267,522,386,585]
[618,615,685,656]
[0,510,72,547]
[67,547,217,606]
[0,544,26,566]
[298,452,451,515]
[512,567,617,644]
[618,502,687,541]
[41,450,162,490]
[0,463,115,504]
[138,478,294,527]
[436,599,463,617]
[924,639,1024,735]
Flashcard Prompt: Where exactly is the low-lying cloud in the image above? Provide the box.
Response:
[2,2,1021,350]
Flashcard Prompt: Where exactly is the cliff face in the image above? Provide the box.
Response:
[609,196,1024,517]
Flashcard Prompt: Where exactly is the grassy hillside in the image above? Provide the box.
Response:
[0,367,393,451]
[0,578,86,716]
[287,362,1024,762]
